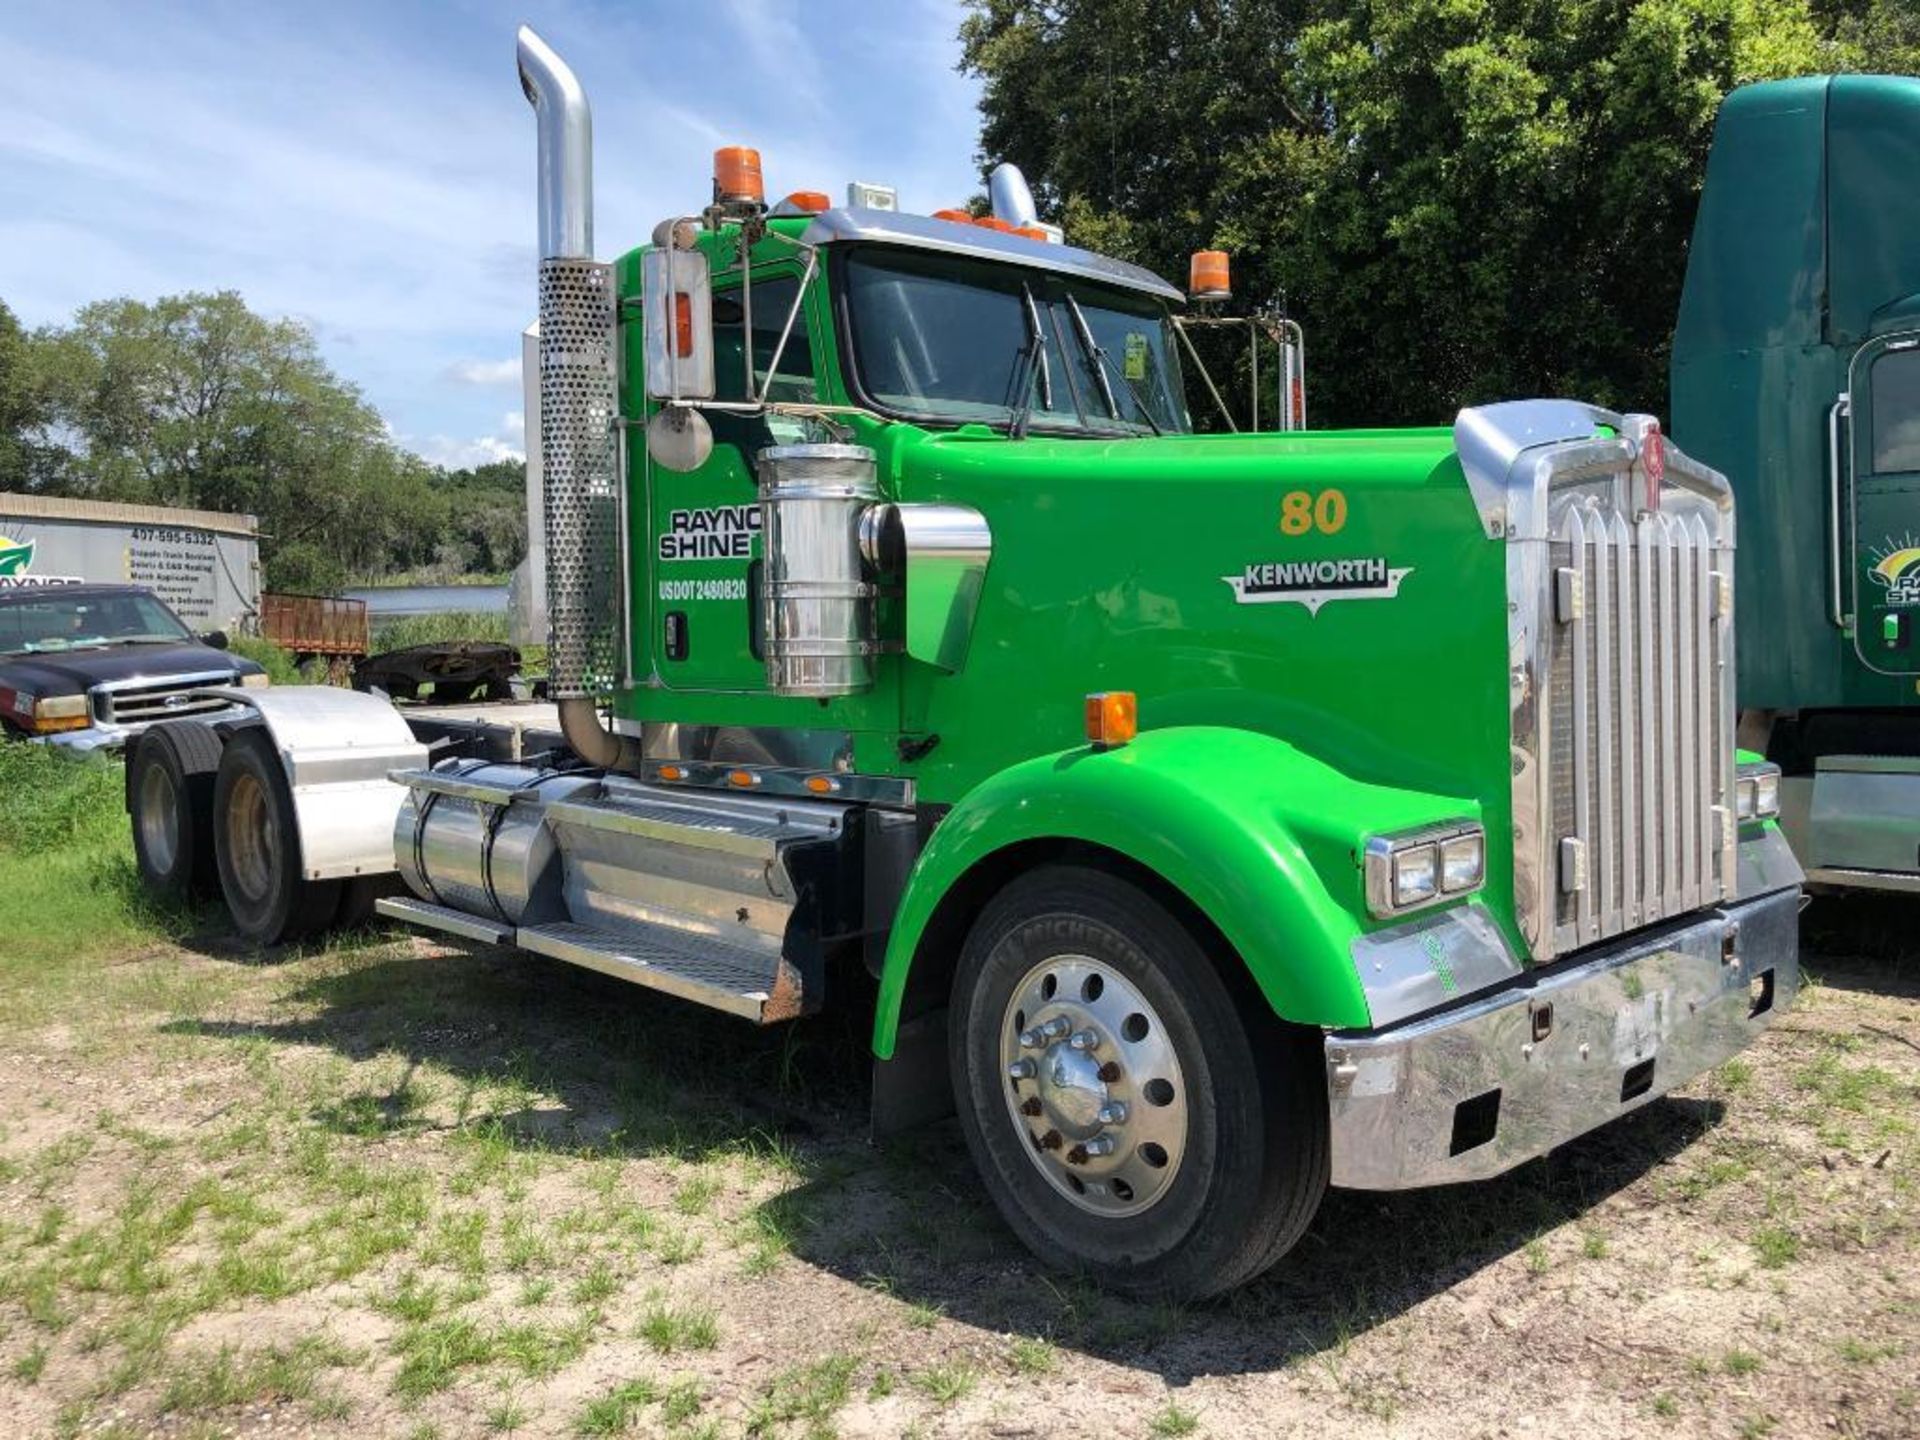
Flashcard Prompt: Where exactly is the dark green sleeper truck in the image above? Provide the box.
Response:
[1675,74,1920,890]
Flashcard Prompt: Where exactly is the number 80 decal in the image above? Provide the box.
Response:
[1278,488,1347,536]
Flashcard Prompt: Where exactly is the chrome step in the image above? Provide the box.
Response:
[376,895,513,945]
[516,919,805,1023]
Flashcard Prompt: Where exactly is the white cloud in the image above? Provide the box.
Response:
[444,358,522,386]
[408,431,525,469]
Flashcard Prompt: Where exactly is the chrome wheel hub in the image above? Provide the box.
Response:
[999,954,1188,1217]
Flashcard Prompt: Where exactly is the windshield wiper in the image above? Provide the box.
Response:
[1063,294,1163,436]
[1005,282,1052,440]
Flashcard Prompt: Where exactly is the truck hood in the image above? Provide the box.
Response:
[0,643,260,696]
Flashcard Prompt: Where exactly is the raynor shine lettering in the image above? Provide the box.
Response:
[659,505,761,562]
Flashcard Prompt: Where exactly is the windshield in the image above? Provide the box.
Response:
[0,591,193,655]
[843,247,1190,435]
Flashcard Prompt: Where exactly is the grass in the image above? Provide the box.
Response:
[913,1361,977,1405]
[1150,1400,1201,1437]
[637,1301,719,1354]
[0,746,179,986]
[577,1378,658,1436]
[159,1335,357,1414]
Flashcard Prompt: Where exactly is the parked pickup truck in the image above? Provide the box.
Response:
[0,583,266,749]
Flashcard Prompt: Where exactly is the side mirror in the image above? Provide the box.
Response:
[200,629,230,650]
[643,240,715,401]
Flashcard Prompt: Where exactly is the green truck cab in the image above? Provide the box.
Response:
[1674,74,1920,888]
[126,27,1802,1300]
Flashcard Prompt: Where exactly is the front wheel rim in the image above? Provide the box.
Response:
[997,953,1189,1218]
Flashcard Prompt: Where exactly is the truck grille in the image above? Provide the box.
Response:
[95,674,239,727]
[1546,504,1733,951]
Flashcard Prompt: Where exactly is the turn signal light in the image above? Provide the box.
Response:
[727,768,761,788]
[1084,691,1137,749]
[673,293,694,358]
[713,145,765,206]
[29,694,90,734]
[1189,249,1231,300]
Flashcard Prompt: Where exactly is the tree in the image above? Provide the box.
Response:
[0,300,54,491]
[21,291,450,590]
[960,0,1920,427]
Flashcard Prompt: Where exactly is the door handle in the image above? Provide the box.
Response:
[1828,393,1853,631]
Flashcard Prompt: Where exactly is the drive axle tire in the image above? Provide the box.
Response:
[127,723,225,902]
[212,728,342,947]
[950,865,1328,1301]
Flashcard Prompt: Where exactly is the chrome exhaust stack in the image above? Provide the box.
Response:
[516,26,637,770]
[988,162,1040,230]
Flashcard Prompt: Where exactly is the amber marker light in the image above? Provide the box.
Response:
[975,216,1015,232]
[1084,691,1138,749]
[931,208,973,224]
[1189,249,1231,300]
[728,769,760,788]
[713,145,765,206]
[782,190,830,213]
[805,775,839,795]
[657,764,685,782]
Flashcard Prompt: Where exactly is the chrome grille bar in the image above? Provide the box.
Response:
[1548,496,1731,954]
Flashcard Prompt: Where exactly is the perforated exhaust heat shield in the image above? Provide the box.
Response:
[537,257,620,700]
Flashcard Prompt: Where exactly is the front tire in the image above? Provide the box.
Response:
[950,864,1327,1300]
[212,728,342,947]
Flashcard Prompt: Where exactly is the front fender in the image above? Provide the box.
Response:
[872,726,1482,1057]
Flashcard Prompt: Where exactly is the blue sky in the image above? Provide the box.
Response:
[0,0,984,468]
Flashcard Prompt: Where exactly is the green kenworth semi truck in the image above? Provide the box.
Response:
[123,27,1801,1300]
[1674,74,1920,893]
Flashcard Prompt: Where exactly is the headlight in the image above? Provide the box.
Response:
[1439,831,1486,892]
[1392,844,1438,907]
[1736,761,1781,821]
[1365,822,1485,919]
[239,672,271,689]
[29,694,91,734]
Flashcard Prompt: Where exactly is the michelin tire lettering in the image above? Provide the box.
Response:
[1223,556,1413,615]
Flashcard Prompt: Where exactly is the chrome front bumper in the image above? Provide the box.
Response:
[1325,883,1799,1189]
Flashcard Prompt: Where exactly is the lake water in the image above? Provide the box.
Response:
[343,584,511,617]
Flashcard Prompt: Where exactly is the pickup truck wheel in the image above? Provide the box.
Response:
[951,865,1327,1301]
[127,723,224,901]
[212,729,342,946]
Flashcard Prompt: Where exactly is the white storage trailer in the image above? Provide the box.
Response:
[0,493,260,634]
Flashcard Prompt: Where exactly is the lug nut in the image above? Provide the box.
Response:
[1083,1135,1117,1158]
[1018,1029,1042,1049]
[1068,1029,1101,1052]
[1096,1102,1129,1126]
[1039,1017,1072,1040]
[1007,1058,1036,1081]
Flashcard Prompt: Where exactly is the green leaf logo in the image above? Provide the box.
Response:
[0,538,34,577]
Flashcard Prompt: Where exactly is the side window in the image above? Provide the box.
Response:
[712,277,816,404]
[1870,345,1920,474]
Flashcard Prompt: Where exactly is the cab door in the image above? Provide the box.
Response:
[1845,331,1920,673]
[645,269,821,693]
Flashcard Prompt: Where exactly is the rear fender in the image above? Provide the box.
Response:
[871,726,1484,1058]
[205,686,426,880]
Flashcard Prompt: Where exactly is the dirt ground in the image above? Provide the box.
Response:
[0,894,1913,1440]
